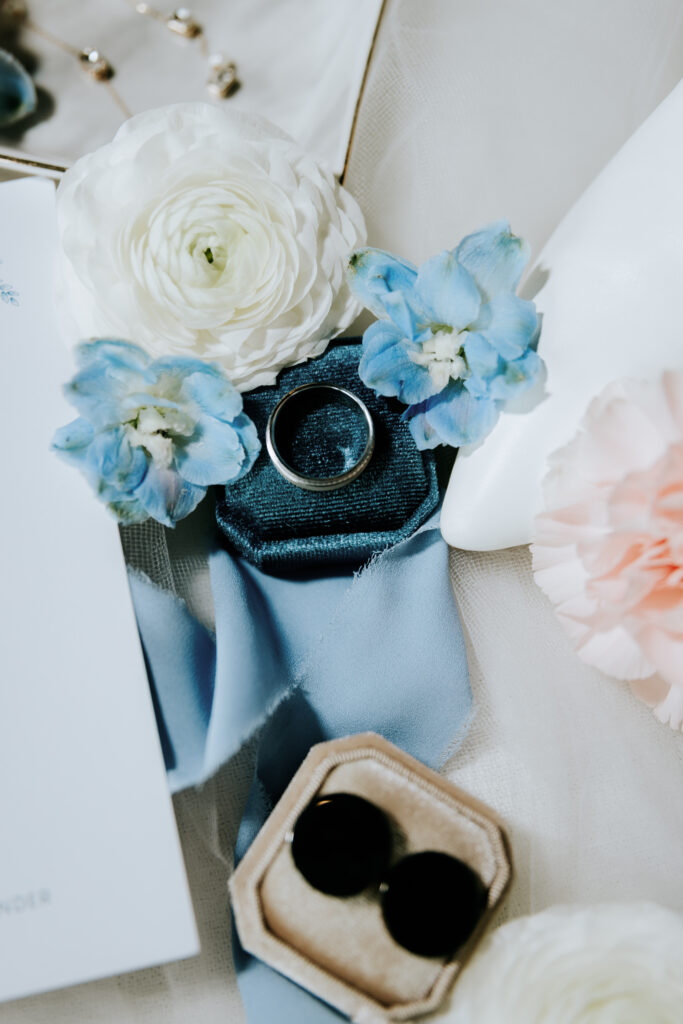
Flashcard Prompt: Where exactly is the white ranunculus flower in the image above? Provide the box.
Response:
[56,104,366,390]
[441,903,683,1023]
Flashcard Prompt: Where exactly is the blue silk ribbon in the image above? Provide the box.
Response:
[129,512,472,1020]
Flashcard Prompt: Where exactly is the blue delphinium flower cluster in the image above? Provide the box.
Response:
[53,340,260,526]
[346,221,542,449]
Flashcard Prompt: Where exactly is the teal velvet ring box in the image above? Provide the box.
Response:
[215,342,440,571]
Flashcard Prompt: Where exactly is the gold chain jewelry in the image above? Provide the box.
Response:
[206,53,238,99]
[124,1,239,98]
[135,4,203,41]
[21,17,132,118]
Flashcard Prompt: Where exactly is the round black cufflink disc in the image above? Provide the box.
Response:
[291,793,393,897]
[381,850,488,958]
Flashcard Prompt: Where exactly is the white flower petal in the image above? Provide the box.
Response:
[56,103,366,391]
[441,903,683,1024]
[532,373,683,726]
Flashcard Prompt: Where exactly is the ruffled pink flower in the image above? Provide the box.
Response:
[531,372,683,729]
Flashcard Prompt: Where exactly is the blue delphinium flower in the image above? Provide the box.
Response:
[346,220,543,449]
[0,48,37,128]
[0,262,19,306]
[53,340,260,526]
[0,281,19,306]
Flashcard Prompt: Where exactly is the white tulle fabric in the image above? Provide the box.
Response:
[351,0,683,969]
[447,546,683,923]
[6,2,683,1024]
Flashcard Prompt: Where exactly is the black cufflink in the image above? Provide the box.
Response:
[290,792,488,958]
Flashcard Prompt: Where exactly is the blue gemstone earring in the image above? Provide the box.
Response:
[0,47,36,127]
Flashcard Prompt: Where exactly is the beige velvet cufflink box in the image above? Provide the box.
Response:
[230,733,512,1022]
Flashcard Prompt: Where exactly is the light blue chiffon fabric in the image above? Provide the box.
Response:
[129,514,472,1020]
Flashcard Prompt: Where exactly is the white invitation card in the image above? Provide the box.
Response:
[0,177,199,1004]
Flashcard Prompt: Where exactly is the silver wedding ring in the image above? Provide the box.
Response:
[266,382,375,492]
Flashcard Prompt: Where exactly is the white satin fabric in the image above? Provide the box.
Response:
[5,2,683,1023]
[443,79,683,551]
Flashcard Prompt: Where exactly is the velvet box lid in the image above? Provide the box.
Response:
[215,343,440,572]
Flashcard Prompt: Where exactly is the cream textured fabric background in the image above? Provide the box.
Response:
[447,548,683,921]
[5,2,683,1022]
[346,2,683,948]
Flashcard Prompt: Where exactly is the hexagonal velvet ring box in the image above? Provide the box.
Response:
[230,733,512,1021]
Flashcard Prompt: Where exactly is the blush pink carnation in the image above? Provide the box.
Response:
[532,371,683,728]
